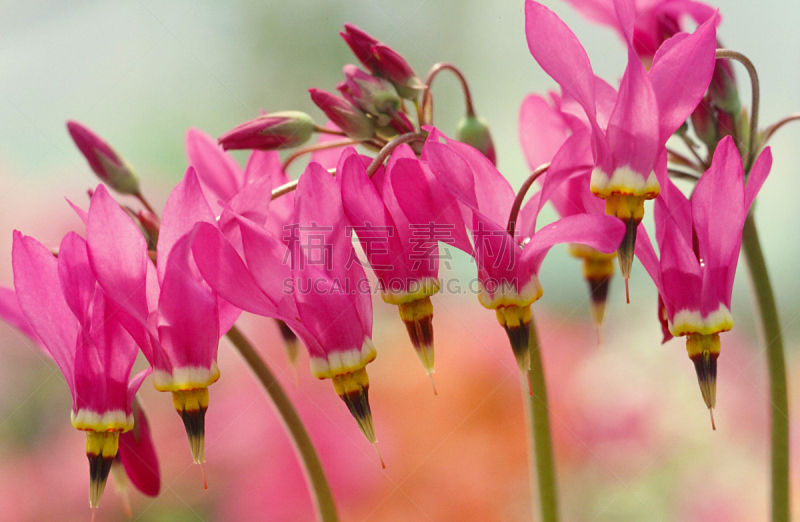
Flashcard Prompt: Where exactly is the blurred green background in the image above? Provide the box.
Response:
[0,1,798,520]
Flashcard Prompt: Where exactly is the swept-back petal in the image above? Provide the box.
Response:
[692,136,745,268]
[118,394,160,497]
[157,232,219,369]
[185,128,243,211]
[12,232,79,389]
[648,14,718,144]
[157,167,217,283]
[0,287,42,345]
[191,222,280,317]
[522,213,625,274]
[745,146,772,213]
[519,94,571,169]
[606,46,659,176]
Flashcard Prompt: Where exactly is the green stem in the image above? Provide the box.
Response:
[527,315,559,522]
[741,215,790,522]
[225,326,338,522]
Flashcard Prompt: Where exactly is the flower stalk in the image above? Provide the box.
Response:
[526,315,559,522]
[225,325,338,522]
[741,215,790,522]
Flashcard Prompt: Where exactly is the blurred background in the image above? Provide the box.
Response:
[1,0,799,520]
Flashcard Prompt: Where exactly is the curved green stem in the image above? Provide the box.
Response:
[225,326,338,522]
[526,315,559,522]
[741,215,790,522]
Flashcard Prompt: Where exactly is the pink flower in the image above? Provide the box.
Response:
[218,111,315,151]
[190,162,381,447]
[635,136,772,421]
[391,129,625,372]
[524,0,718,282]
[11,231,148,508]
[0,287,161,502]
[520,93,616,326]
[66,120,141,196]
[339,146,443,384]
[85,176,234,465]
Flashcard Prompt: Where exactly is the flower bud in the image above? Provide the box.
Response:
[690,97,717,149]
[340,24,380,73]
[455,114,496,165]
[708,58,740,115]
[66,121,140,196]
[371,44,425,100]
[219,111,315,151]
[338,65,400,127]
[309,88,374,141]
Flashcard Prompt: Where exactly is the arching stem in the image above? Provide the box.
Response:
[422,63,476,126]
[507,163,550,236]
[365,132,428,177]
[716,49,759,170]
[225,326,338,522]
[282,139,359,172]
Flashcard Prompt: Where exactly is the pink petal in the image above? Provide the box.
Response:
[389,157,472,254]
[522,213,625,273]
[12,232,79,389]
[65,198,88,224]
[118,394,160,497]
[648,14,718,144]
[340,150,416,284]
[157,167,217,283]
[520,129,594,235]
[525,0,599,131]
[0,286,43,347]
[562,0,618,30]
[237,215,294,305]
[606,46,660,176]
[86,184,151,327]
[192,222,280,317]
[56,233,96,326]
[519,94,571,169]
[293,162,372,352]
[185,128,243,212]
[653,179,692,247]
[157,232,219,369]
[745,146,772,213]
[243,149,282,185]
[692,136,745,268]
[634,223,663,293]
[424,140,514,226]
[74,289,138,414]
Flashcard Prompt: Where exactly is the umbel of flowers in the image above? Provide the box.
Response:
[0,0,791,519]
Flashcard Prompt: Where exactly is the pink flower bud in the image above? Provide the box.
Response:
[309,88,374,140]
[340,23,380,73]
[66,120,140,195]
[338,65,400,127]
[371,44,424,100]
[218,111,315,151]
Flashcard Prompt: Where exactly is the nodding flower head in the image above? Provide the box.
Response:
[636,136,772,426]
[12,229,145,508]
[524,0,718,284]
